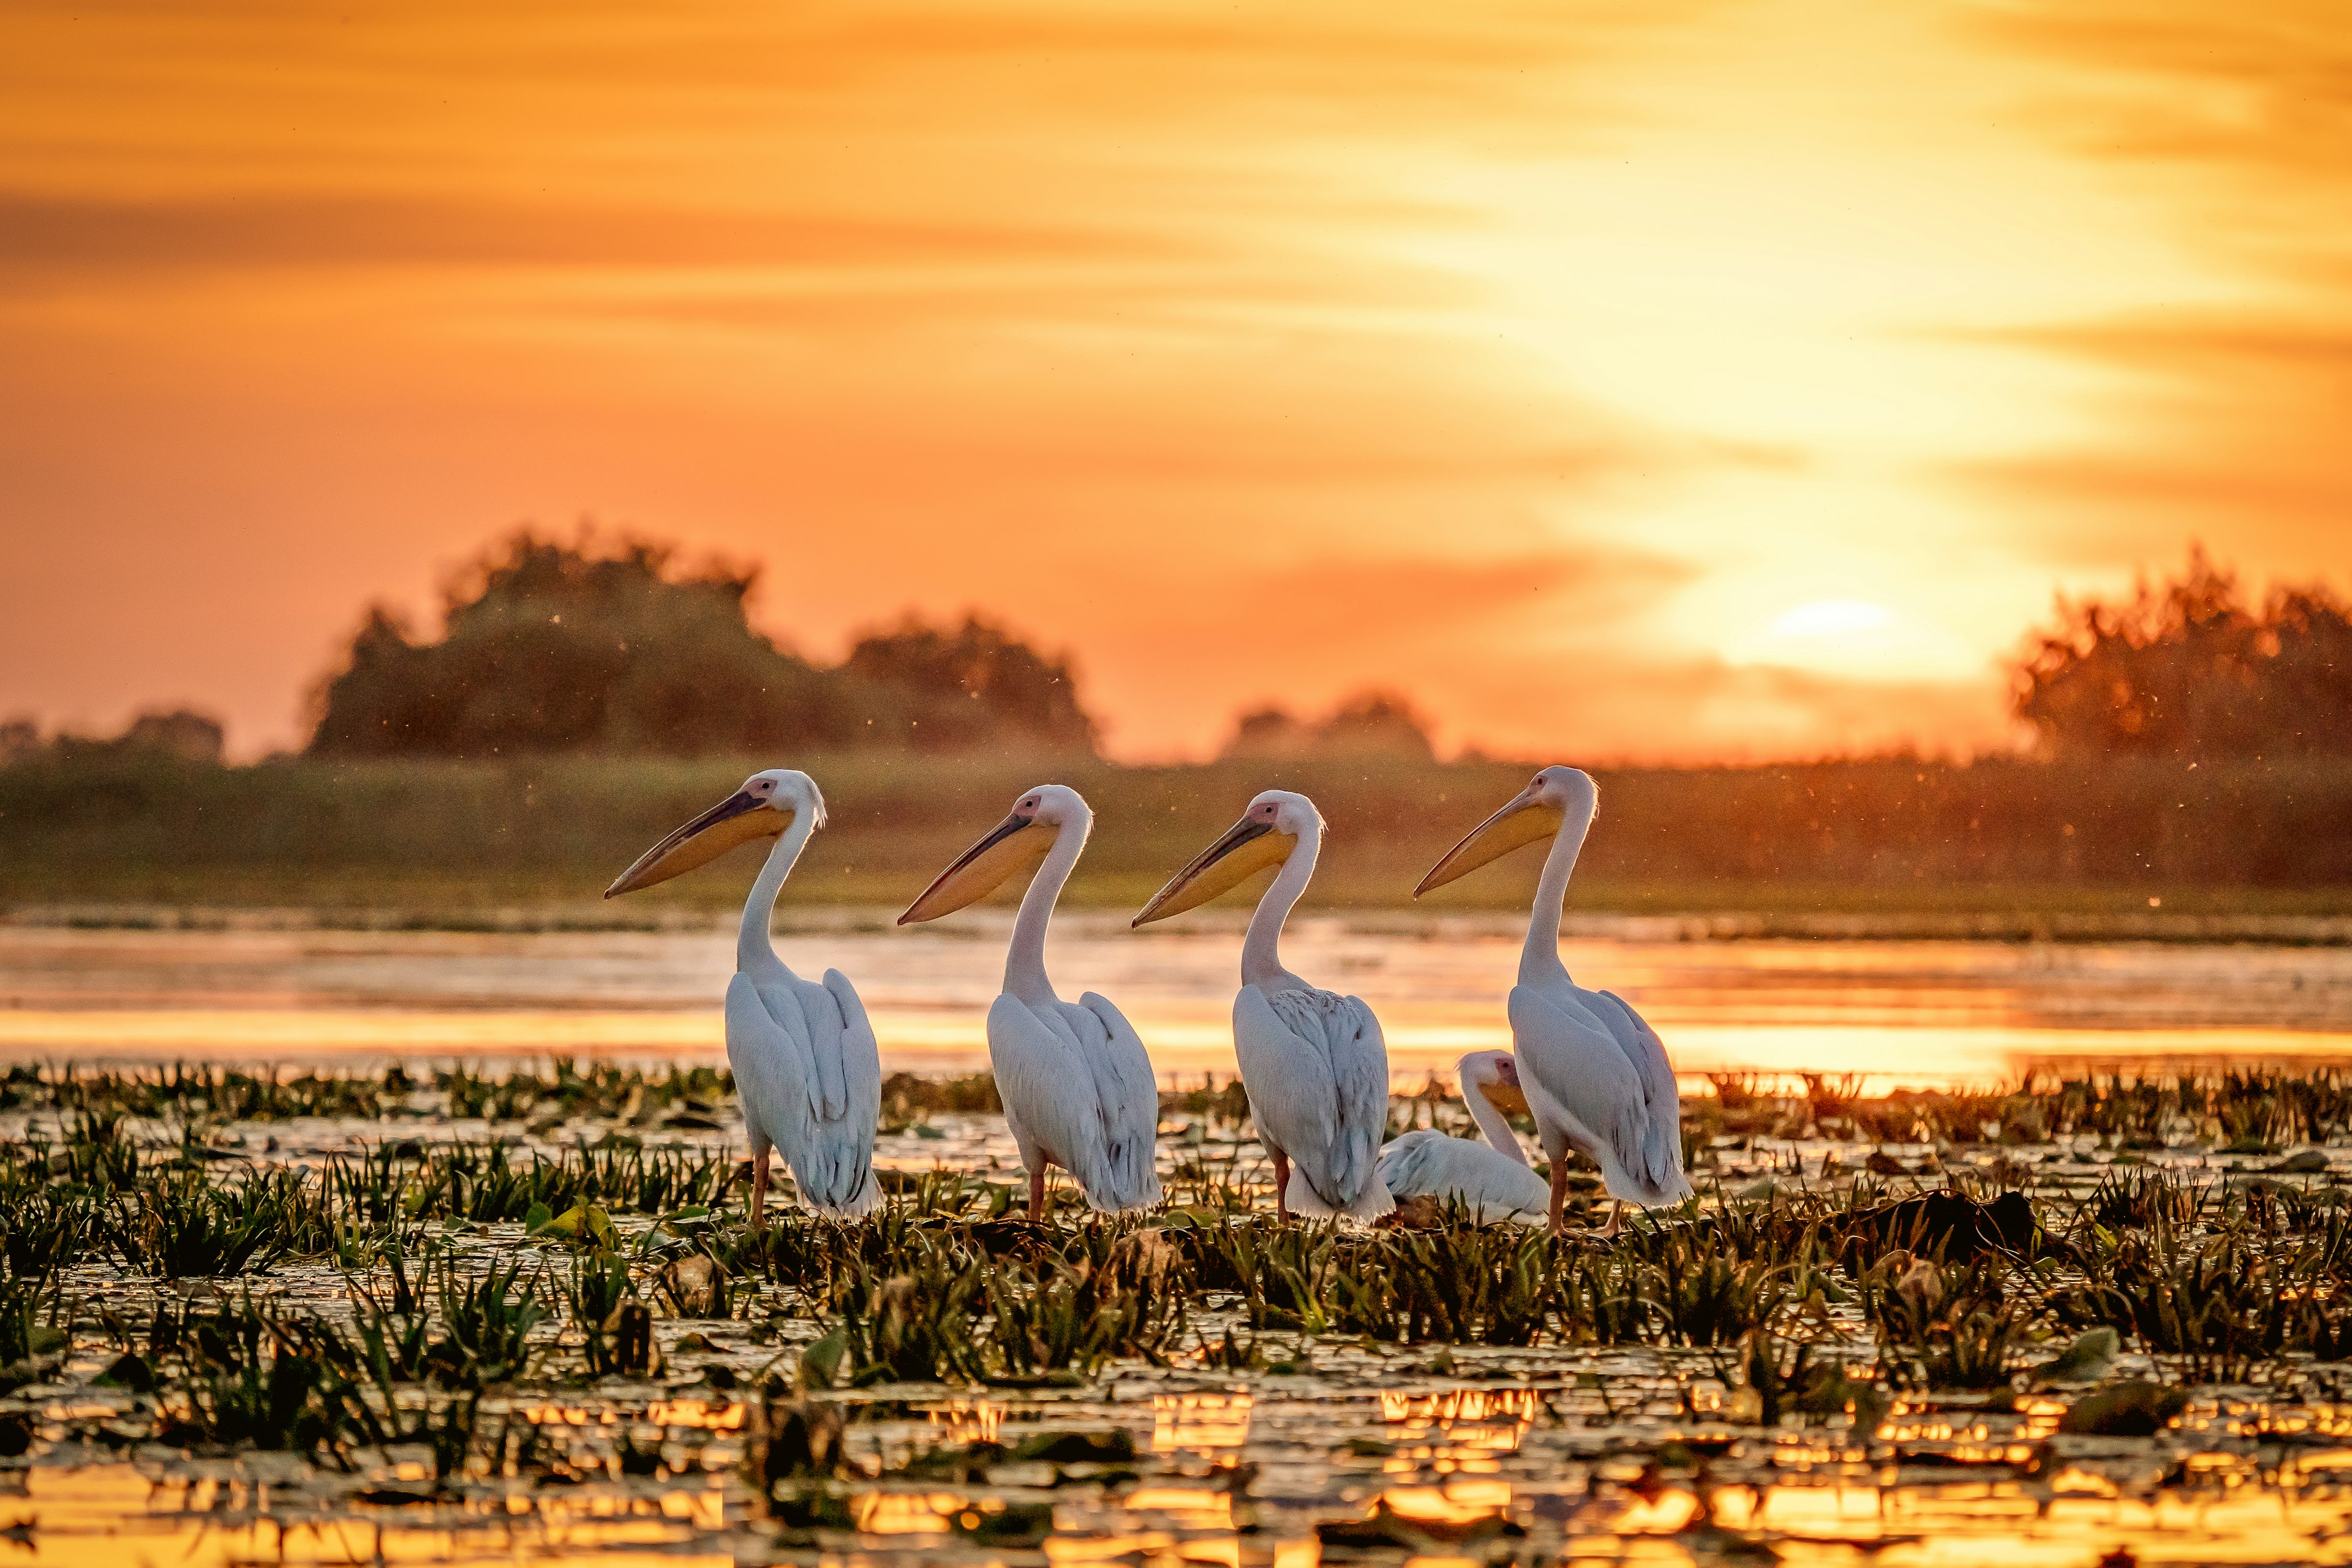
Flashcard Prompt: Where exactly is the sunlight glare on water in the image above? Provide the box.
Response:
[2,913,2349,1090]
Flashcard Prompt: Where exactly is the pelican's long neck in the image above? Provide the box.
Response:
[1518,800,1596,990]
[1464,1079,1532,1167]
[737,812,815,975]
[1006,810,1088,1007]
[1241,827,1317,992]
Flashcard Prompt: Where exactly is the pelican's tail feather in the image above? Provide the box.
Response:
[1601,1164,1695,1210]
[1285,1164,1393,1223]
[805,1168,883,1221]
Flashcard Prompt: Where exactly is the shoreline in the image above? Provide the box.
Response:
[11,900,2352,944]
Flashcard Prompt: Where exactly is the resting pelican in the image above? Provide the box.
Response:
[898,785,1161,1217]
[1416,766,1691,1237]
[1377,1050,1550,1224]
[1134,791,1391,1223]
[605,769,880,1224]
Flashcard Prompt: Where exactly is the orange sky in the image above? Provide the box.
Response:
[2,0,2346,761]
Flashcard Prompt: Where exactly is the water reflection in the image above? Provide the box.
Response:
[19,1371,2352,1567]
[4,913,2351,1087]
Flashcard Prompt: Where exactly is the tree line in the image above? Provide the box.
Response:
[6,533,2343,767]
[306,530,1099,758]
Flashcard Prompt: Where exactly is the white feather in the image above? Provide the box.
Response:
[1377,1128,1549,1224]
[1508,974,1691,1208]
[727,968,882,1218]
[1237,984,1393,1221]
[988,990,1163,1210]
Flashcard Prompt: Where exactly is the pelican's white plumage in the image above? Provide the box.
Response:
[901,785,1159,1215]
[1378,1131,1549,1223]
[1136,790,1391,1222]
[1377,1050,1550,1224]
[1418,767,1690,1234]
[607,769,880,1222]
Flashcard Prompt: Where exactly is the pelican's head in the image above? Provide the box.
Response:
[1415,765,1594,897]
[604,768,823,897]
[1458,1049,1532,1119]
[1131,789,1320,927]
[898,783,1089,924]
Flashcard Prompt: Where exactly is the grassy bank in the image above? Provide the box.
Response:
[3,748,2350,922]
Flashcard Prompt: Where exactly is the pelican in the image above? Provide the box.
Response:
[1377,1050,1551,1224]
[1134,791,1392,1223]
[605,769,880,1224]
[1416,766,1691,1237]
[898,785,1161,1217]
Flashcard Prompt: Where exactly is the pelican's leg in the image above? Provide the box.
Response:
[1546,1161,1570,1238]
[1270,1147,1291,1221]
[1597,1201,1623,1240]
[1029,1166,1047,1221]
[750,1148,771,1228]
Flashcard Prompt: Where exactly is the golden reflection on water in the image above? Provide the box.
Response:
[927,1396,1005,1446]
[14,1453,2352,1568]
[849,1490,961,1535]
[7,921,2352,1088]
[0,1466,741,1568]
[1153,1392,1252,1455]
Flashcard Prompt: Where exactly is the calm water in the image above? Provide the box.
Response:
[6,910,2351,1088]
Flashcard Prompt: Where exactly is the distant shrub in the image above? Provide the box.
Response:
[2014,545,2352,760]
[306,527,1098,759]
[843,615,1096,753]
[1221,689,1435,761]
[1,708,224,765]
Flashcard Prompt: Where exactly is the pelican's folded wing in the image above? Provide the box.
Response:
[796,970,881,1214]
[1378,1131,1547,1221]
[1375,1128,1451,1197]
[1234,986,1335,1176]
[988,993,1121,1205]
[1508,984,1648,1178]
[1325,992,1390,1215]
[821,970,885,1137]
[1248,986,1391,1218]
[1077,992,1163,1207]
[1591,987,1686,1191]
[726,973,816,1153]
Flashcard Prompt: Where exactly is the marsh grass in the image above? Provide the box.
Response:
[105,1166,324,1278]
[18,1058,2352,1535]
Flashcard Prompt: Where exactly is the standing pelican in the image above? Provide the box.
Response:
[606,769,880,1224]
[1134,791,1392,1223]
[1377,1050,1551,1224]
[898,785,1161,1217]
[1415,767,1690,1237]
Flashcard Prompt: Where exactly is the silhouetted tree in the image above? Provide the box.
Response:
[1223,706,1313,758]
[1315,690,1437,760]
[309,530,1098,758]
[2013,545,2352,758]
[841,614,1098,753]
[0,709,226,766]
[1219,689,1436,760]
[119,710,226,763]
